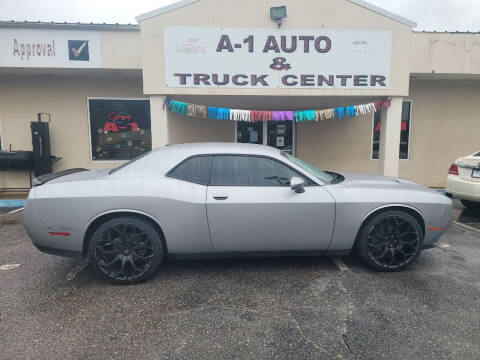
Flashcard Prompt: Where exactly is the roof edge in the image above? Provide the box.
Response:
[136,0,417,27]
[136,0,202,22]
[0,21,139,31]
[348,0,417,27]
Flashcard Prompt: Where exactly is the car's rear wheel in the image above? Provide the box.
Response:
[460,199,480,209]
[88,217,163,284]
[356,211,423,271]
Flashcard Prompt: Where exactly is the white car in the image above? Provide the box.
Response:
[446,151,480,208]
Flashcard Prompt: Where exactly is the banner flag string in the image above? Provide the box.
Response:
[165,98,392,123]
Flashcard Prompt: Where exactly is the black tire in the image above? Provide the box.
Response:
[460,199,480,209]
[355,210,423,272]
[88,216,163,284]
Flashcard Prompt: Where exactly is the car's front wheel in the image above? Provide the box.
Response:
[356,211,423,271]
[88,216,163,284]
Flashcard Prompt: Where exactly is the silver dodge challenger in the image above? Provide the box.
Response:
[22,143,452,284]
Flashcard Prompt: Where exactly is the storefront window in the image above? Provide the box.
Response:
[236,122,263,145]
[88,99,151,161]
[372,101,412,160]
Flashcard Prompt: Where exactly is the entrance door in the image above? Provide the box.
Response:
[236,121,295,154]
[206,155,335,252]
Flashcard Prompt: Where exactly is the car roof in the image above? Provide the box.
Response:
[112,142,286,178]
[153,142,282,157]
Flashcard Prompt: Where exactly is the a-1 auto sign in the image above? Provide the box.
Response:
[164,26,392,89]
[0,28,102,68]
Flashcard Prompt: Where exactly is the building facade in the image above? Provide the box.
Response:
[1,0,479,190]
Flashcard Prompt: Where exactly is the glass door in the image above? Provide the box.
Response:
[236,121,295,154]
[267,121,294,155]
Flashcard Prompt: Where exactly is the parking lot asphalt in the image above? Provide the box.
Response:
[0,211,479,360]
[452,198,480,230]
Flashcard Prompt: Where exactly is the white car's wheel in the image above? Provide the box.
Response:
[460,200,480,209]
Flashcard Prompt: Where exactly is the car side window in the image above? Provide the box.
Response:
[167,155,213,185]
[210,155,313,186]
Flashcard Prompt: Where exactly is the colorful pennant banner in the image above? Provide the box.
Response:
[166,98,391,123]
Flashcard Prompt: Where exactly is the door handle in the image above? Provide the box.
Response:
[213,195,229,200]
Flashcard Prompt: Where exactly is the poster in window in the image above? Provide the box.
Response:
[276,136,285,147]
[88,99,151,161]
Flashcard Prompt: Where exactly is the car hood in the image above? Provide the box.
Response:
[333,172,436,192]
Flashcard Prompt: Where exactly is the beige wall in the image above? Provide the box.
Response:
[400,78,480,187]
[140,0,412,97]
[411,32,480,75]
[0,72,146,188]
[167,111,234,144]
[296,112,378,175]
[100,30,142,69]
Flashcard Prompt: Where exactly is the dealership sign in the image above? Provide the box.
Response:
[164,26,392,89]
[0,28,102,68]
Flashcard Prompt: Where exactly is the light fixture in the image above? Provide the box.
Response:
[270,6,287,27]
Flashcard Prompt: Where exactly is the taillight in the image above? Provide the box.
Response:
[449,164,459,175]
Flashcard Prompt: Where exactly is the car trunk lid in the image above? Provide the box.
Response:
[32,168,94,186]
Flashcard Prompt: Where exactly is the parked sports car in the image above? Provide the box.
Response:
[22,143,452,284]
[446,151,480,208]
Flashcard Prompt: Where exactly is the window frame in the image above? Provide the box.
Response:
[166,153,319,187]
[208,154,318,187]
[370,99,413,161]
[86,97,151,163]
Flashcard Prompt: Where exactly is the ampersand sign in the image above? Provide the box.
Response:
[270,57,292,71]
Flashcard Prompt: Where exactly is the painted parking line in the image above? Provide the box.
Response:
[0,263,22,271]
[331,257,350,272]
[436,243,451,249]
[6,207,24,214]
[453,221,480,235]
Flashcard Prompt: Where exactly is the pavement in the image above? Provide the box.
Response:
[0,205,479,360]
[452,198,480,230]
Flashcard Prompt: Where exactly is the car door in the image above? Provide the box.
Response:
[165,155,214,254]
[206,155,335,252]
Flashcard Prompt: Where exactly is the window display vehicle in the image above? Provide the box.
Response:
[446,151,480,208]
[22,143,452,284]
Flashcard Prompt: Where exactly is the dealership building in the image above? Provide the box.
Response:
[1,0,479,190]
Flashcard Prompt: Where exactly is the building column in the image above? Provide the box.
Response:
[378,97,403,178]
[150,95,169,149]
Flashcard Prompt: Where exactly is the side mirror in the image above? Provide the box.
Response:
[290,176,305,193]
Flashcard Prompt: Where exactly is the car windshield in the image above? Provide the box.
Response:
[283,152,334,184]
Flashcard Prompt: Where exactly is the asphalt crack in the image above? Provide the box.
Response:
[156,304,346,359]
[287,311,342,359]
[338,275,357,359]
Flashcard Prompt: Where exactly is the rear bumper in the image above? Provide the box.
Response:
[21,199,85,256]
[446,175,480,202]
[33,244,82,258]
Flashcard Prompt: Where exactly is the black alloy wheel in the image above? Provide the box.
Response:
[356,211,423,271]
[89,217,163,284]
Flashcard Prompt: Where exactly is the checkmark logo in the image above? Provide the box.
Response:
[72,42,87,57]
[68,40,89,61]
